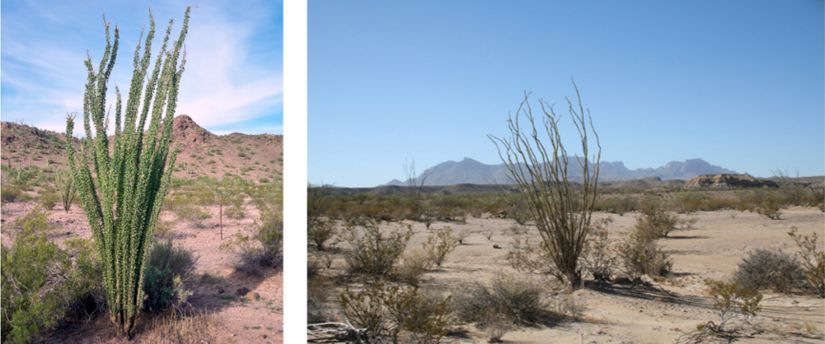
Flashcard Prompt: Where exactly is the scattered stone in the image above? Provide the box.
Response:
[217,287,225,294]
[492,244,502,249]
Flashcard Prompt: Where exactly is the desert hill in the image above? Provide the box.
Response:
[0,115,282,181]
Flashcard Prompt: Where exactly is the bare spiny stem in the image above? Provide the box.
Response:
[489,82,601,288]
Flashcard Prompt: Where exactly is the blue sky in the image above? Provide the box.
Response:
[2,0,282,135]
[309,0,824,187]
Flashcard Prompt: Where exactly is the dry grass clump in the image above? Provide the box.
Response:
[394,249,433,287]
[704,279,762,332]
[141,313,218,344]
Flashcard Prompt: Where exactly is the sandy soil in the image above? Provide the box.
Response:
[313,207,825,343]
[1,200,283,344]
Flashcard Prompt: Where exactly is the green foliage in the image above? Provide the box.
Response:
[13,208,51,234]
[222,212,283,275]
[1,185,26,202]
[64,8,190,337]
[339,282,453,343]
[788,228,825,297]
[1,222,102,343]
[56,169,77,212]
[705,279,762,330]
[342,220,412,277]
[421,226,459,267]
[142,240,195,313]
[38,192,60,210]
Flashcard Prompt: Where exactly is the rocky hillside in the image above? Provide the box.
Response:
[388,157,736,186]
[685,174,779,189]
[0,116,282,181]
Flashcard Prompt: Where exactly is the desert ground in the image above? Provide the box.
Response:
[309,205,825,343]
[1,196,283,343]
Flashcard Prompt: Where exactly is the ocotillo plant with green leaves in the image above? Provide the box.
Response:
[65,8,190,337]
[56,169,76,212]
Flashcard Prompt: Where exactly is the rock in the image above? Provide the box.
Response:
[492,244,502,249]
[217,287,225,294]
[236,287,251,296]
[685,174,778,189]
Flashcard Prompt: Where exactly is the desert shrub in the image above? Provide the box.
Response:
[704,279,762,331]
[734,249,804,293]
[225,204,245,220]
[452,275,546,332]
[394,249,432,287]
[154,220,174,239]
[455,228,470,245]
[55,169,76,212]
[1,185,25,202]
[61,238,105,321]
[582,218,616,282]
[308,218,336,251]
[175,204,211,228]
[422,227,459,267]
[507,234,558,277]
[338,282,452,343]
[1,228,101,343]
[596,195,637,215]
[143,240,196,313]
[1,231,67,343]
[223,212,283,275]
[342,221,412,276]
[788,228,825,297]
[617,227,672,279]
[12,208,51,237]
[38,192,59,210]
[738,190,782,220]
[635,198,680,239]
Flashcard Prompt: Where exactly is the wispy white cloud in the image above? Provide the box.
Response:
[1,1,282,134]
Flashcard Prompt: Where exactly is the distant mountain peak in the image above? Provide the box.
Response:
[387,157,736,186]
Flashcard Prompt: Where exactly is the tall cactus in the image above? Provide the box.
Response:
[65,8,190,337]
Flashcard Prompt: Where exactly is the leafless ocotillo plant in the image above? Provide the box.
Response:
[489,83,601,288]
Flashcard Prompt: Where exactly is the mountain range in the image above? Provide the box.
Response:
[387,157,736,186]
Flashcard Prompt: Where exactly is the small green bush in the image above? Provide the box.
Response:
[1,185,25,202]
[1,226,102,343]
[143,240,196,313]
[38,192,59,210]
[222,212,283,275]
[13,208,50,234]
[635,198,679,239]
